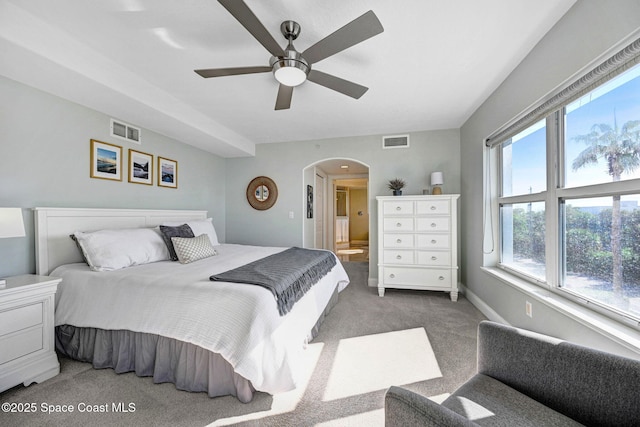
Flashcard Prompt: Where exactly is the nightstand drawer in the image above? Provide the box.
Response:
[383,234,415,248]
[0,302,43,337]
[383,250,414,264]
[384,218,414,231]
[0,328,43,364]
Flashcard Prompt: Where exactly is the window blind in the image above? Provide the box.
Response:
[485,37,640,148]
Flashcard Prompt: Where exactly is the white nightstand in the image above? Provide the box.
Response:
[0,274,61,393]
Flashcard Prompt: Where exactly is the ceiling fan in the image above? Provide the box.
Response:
[195,0,384,110]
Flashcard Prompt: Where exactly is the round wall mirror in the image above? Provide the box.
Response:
[246,176,278,210]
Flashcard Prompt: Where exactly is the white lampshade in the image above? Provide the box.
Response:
[0,208,26,238]
[274,66,307,87]
[430,172,444,186]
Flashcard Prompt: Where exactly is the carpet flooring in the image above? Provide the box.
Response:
[0,262,486,426]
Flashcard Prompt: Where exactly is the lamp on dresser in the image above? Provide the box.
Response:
[0,207,26,287]
[430,172,444,195]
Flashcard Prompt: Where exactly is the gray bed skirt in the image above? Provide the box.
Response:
[55,284,339,403]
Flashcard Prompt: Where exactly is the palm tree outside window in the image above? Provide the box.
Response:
[497,62,640,322]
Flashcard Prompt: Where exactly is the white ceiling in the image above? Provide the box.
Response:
[0,0,575,158]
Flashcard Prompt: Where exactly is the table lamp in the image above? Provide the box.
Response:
[431,172,444,195]
[0,208,26,287]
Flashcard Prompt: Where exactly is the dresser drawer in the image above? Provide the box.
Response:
[383,234,414,248]
[416,200,450,215]
[382,267,452,289]
[0,327,44,364]
[383,200,414,215]
[383,250,415,264]
[416,251,451,266]
[416,234,450,249]
[416,217,450,232]
[383,218,414,232]
[0,302,43,337]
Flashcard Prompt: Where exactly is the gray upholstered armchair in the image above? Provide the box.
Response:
[385,320,640,426]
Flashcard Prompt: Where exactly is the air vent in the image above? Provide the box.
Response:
[110,118,141,144]
[382,134,409,149]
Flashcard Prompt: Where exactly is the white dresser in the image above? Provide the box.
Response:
[0,274,60,392]
[376,195,460,300]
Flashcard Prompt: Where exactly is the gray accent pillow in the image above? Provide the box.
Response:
[159,224,194,261]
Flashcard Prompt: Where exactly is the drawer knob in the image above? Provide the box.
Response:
[396,206,402,211]
[431,239,437,244]
[430,206,436,210]
[438,276,445,280]
[431,223,437,227]
[389,274,395,279]
[396,255,402,260]
[396,222,402,227]
[396,238,402,244]
[431,256,437,261]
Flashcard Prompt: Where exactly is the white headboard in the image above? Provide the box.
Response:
[34,207,208,275]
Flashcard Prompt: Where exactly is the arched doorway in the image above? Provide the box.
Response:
[302,158,370,262]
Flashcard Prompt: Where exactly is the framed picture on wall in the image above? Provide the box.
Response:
[128,149,153,185]
[307,185,313,218]
[90,139,122,181]
[158,156,178,188]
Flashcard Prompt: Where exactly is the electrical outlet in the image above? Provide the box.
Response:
[288,211,294,219]
[525,301,533,318]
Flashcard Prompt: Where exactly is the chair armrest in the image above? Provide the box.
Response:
[385,386,477,427]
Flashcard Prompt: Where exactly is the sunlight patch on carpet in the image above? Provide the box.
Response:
[209,342,323,426]
[322,328,442,401]
[315,408,384,426]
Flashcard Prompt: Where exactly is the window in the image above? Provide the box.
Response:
[501,120,546,197]
[494,58,640,323]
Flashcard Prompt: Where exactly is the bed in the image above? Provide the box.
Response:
[34,207,349,403]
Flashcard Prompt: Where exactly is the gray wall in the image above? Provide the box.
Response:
[0,76,226,277]
[225,129,461,279]
[460,0,640,358]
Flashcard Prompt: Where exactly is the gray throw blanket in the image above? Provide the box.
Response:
[210,247,337,316]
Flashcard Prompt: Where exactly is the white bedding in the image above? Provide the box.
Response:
[52,244,349,394]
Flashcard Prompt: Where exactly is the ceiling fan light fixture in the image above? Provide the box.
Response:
[271,48,310,87]
[273,63,307,86]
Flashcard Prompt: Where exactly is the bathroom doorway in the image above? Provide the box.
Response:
[302,158,369,263]
[334,178,369,262]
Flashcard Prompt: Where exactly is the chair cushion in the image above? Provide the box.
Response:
[442,374,583,427]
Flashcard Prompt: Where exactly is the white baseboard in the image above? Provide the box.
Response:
[368,277,377,288]
[459,283,510,325]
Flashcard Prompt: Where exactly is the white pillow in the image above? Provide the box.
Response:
[162,218,219,246]
[73,227,170,272]
[171,234,217,264]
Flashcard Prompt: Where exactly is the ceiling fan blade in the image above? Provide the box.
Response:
[218,0,284,57]
[275,84,293,110]
[194,66,271,78]
[302,10,384,64]
[307,70,368,99]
